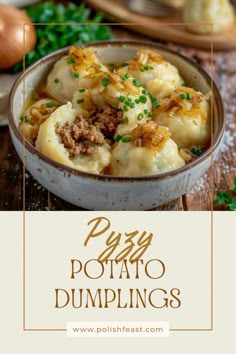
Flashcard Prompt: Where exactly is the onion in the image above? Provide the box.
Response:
[0,3,36,70]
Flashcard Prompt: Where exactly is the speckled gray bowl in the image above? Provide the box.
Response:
[9,41,224,210]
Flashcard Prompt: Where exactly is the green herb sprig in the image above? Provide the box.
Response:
[213,178,236,211]
[13,1,112,72]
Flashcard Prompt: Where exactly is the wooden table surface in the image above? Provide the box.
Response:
[0,23,235,211]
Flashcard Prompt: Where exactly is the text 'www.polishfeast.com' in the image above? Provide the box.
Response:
[67,322,169,337]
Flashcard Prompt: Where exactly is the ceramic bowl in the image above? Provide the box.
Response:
[9,41,224,210]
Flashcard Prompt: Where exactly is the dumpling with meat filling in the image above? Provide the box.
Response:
[72,90,124,142]
[111,121,185,176]
[36,102,111,174]
[46,46,108,104]
[118,49,183,99]
[77,70,152,136]
[19,98,59,145]
[153,87,210,149]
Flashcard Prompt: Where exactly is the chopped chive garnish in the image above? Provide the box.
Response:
[93,75,98,79]
[148,93,159,108]
[186,92,191,100]
[121,72,129,80]
[102,77,110,86]
[180,92,191,100]
[108,63,115,67]
[135,98,140,104]
[54,78,59,83]
[46,102,54,108]
[122,63,129,67]
[149,94,156,103]
[137,113,144,121]
[77,98,84,104]
[79,88,86,92]
[121,136,131,143]
[123,105,128,112]
[133,78,141,87]
[142,89,148,95]
[123,116,129,123]
[20,115,29,123]
[144,109,148,114]
[139,95,147,103]
[73,72,79,78]
[125,100,131,107]
[148,111,153,117]
[119,95,126,103]
[115,134,122,142]
[130,102,135,108]
[140,65,154,71]
[153,101,160,108]
[67,58,76,64]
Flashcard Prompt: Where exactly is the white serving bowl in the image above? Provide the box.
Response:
[9,41,224,210]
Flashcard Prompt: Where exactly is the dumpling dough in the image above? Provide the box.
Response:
[183,0,235,34]
[72,89,94,118]
[153,87,210,149]
[19,98,59,145]
[36,102,111,174]
[78,70,152,136]
[111,121,185,176]
[119,49,183,99]
[46,46,108,103]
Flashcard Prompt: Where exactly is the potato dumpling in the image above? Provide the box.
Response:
[19,98,59,145]
[78,70,152,136]
[119,49,183,99]
[111,121,185,176]
[183,0,235,34]
[46,46,108,103]
[153,87,210,149]
[36,102,111,174]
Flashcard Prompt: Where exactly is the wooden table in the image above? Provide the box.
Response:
[0,25,235,211]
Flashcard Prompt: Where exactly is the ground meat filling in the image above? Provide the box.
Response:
[56,104,122,157]
[88,105,123,140]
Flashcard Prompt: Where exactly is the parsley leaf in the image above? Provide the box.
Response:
[229,199,236,211]
[233,178,236,194]
[213,192,231,206]
[13,1,112,72]
[213,178,236,210]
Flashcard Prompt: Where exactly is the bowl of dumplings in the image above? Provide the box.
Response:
[9,41,224,210]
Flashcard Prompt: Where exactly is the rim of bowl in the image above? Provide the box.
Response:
[9,40,225,182]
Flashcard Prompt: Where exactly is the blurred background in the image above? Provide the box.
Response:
[0,0,235,211]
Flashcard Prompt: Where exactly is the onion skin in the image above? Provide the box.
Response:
[0,4,37,70]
